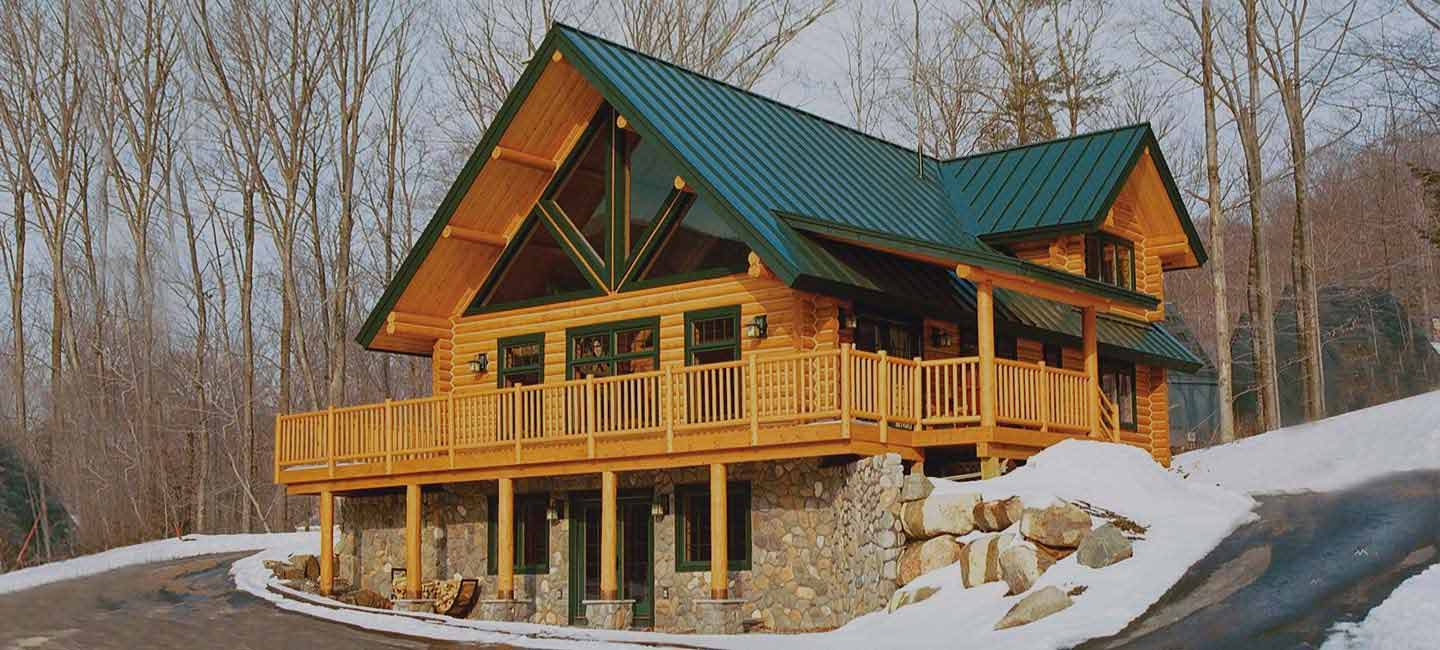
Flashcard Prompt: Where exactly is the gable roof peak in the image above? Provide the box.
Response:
[941,122,1154,164]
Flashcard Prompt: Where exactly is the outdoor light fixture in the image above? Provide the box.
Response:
[468,352,489,374]
[547,497,565,522]
[745,314,768,339]
[839,309,857,330]
[930,327,953,348]
[651,493,670,519]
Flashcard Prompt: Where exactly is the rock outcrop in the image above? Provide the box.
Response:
[901,493,981,539]
[973,497,1024,532]
[998,542,1055,595]
[899,474,934,503]
[1076,523,1133,569]
[1019,501,1093,548]
[958,533,1016,588]
[994,586,1073,630]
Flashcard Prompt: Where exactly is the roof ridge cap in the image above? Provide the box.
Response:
[939,123,1152,164]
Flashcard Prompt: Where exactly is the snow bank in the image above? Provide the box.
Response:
[1175,390,1440,494]
[0,532,316,595]
[1321,563,1440,650]
[786,440,1256,650]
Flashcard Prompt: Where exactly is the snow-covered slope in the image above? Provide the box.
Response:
[1175,390,1440,494]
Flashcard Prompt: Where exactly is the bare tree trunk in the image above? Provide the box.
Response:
[1199,0,1236,443]
[1241,0,1281,432]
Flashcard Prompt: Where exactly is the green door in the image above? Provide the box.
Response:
[568,490,654,627]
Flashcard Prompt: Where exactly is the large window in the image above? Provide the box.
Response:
[674,481,751,572]
[685,306,740,365]
[566,318,660,379]
[1085,234,1135,290]
[487,493,550,575]
[497,334,544,388]
[1100,359,1137,430]
[853,312,921,358]
[479,215,601,310]
[550,111,612,261]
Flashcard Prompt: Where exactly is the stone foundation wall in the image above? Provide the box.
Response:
[336,453,907,633]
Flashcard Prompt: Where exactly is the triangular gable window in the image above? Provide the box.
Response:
[548,110,612,267]
[630,192,750,286]
[474,212,602,311]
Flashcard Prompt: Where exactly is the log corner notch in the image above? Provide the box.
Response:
[385,311,452,339]
[954,263,1117,311]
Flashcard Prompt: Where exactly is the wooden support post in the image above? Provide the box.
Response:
[497,477,515,600]
[600,471,619,600]
[878,350,890,443]
[840,344,853,439]
[404,483,421,598]
[980,457,1003,479]
[748,354,759,446]
[319,490,334,595]
[709,463,728,599]
[977,281,997,428]
[1083,307,1100,438]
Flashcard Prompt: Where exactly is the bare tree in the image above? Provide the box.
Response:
[972,0,1057,149]
[1050,0,1118,136]
[834,0,895,135]
[1200,0,1237,442]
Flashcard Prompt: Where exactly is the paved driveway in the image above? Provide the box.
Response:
[0,552,489,650]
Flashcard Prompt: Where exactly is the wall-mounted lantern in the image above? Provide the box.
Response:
[745,314,768,339]
[839,309,857,330]
[930,327,953,348]
[651,493,670,519]
[547,496,566,522]
[468,352,489,374]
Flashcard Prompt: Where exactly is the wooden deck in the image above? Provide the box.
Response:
[275,347,1120,493]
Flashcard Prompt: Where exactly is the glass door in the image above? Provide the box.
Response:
[567,491,654,627]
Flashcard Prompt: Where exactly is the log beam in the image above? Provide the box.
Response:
[386,320,450,340]
[956,264,1118,310]
[442,225,509,248]
[387,311,451,330]
[319,490,334,595]
[710,463,729,599]
[405,483,422,598]
[497,477,515,600]
[491,145,558,173]
[600,470,618,600]
[1083,306,1100,438]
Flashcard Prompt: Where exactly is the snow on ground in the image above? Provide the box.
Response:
[0,532,316,595]
[1321,563,1440,650]
[221,440,1254,650]
[1175,390,1440,495]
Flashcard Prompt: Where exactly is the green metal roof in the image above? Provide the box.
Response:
[356,24,1201,349]
[992,288,1205,372]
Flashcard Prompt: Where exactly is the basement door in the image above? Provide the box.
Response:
[567,490,654,627]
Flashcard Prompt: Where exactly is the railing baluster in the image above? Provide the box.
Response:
[749,354,759,445]
[585,375,596,458]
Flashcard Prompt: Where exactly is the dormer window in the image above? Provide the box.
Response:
[1084,234,1135,291]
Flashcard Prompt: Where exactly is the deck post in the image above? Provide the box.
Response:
[710,463,728,599]
[405,483,422,598]
[319,489,334,595]
[1083,307,1100,438]
[878,350,890,443]
[600,470,619,600]
[913,356,924,433]
[326,405,336,477]
[840,344,852,439]
[977,280,997,429]
[497,477,515,600]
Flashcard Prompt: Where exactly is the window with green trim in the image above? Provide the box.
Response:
[566,318,660,379]
[497,334,544,388]
[1085,234,1136,291]
[674,481,751,572]
[685,306,740,365]
[475,213,602,312]
[550,110,612,261]
[1100,359,1137,430]
[487,493,550,575]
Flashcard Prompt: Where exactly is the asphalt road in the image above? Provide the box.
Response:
[1077,469,1440,650]
[0,552,484,650]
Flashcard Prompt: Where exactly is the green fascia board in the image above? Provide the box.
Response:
[780,212,1160,311]
[355,29,568,350]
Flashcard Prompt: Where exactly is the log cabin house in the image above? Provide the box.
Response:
[273,24,1206,633]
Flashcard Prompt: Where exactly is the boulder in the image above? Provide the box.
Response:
[999,542,1055,595]
[994,585,1074,630]
[897,544,923,586]
[353,589,392,610]
[886,585,940,613]
[958,533,1016,588]
[899,474,934,503]
[973,497,1024,532]
[289,553,321,580]
[1076,523,1133,569]
[901,493,981,539]
[271,563,306,581]
[1019,501,1093,548]
[917,536,964,575]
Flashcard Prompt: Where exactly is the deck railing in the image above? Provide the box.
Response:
[275,346,1114,480]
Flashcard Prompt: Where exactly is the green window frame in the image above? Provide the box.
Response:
[1084,233,1136,291]
[1099,358,1138,431]
[674,481,751,572]
[684,306,741,365]
[486,493,551,575]
[497,333,545,388]
[565,317,662,379]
